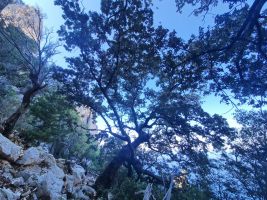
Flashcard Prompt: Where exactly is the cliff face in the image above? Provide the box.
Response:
[0,133,96,200]
[77,106,98,135]
[0,0,13,12]
[1,3,41,41]
[0,1,23,13]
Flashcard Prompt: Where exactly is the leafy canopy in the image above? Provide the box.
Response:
[54,0,234,187]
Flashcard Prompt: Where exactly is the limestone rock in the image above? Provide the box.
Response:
[0,134,22,162]
[37,165,65,200]
[0,135,97,199]
[56,158,67,171]
[17,147,43,165]
[0,0,15,11]
[71,164,86,185]
[65,174,75,193]
[37,142,50,153]
[0,188,20,200]
[43,152,57,167]
[84,174,95,186]
[2,172,13,182]
[17,165,43,182]
[11,177,24,187]
[82,185,96,196]
[73,189,90,200]
[65,174,95,199]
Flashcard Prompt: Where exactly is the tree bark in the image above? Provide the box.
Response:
[94,134,149,191]
[0,85,42,136]
[94,146,130,191]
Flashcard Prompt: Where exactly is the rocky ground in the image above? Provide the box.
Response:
[0,133,96,200]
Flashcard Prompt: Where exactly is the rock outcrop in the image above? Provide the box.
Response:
[0,0,15,12]
[0,0,23,14]
[0,134,22,162]
[0,133,96,200]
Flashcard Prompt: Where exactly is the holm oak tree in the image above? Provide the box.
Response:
[54,0,234,192]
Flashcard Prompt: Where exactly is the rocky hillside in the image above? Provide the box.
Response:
[0,133,96,200]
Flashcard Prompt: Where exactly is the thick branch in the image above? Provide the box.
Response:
[1,84,46,136]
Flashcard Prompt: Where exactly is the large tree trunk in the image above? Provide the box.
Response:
[0,86,41,136]
[94,146,131,190]
[94,134,149,191]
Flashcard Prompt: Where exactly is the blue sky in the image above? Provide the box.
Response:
[22,0,226,66]
[22,0,243,126]
[23,0,223,39]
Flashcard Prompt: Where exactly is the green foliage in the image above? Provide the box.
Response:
[172,186,213,200]
[110,170,147,200]
[0,82,21,122]
[107,168,213,200]
[21,91,99,161]
[24,92,78,141]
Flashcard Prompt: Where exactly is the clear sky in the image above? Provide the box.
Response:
[22,0,244,126]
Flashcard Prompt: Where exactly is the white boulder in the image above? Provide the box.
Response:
[0,134,22,162]
[0,188,20,200]
[71,164,86,185]
[17,147,43,165]
[37,165,65,200]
